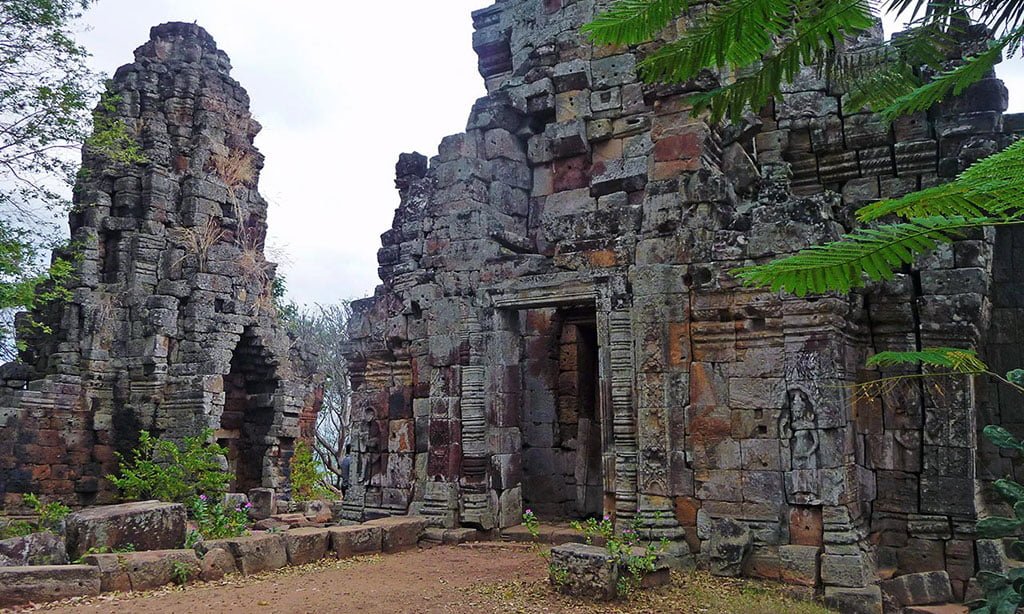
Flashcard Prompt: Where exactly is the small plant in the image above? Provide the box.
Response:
[170,218,227,273]
[569,514,667,599]
[171,560,198,585]
[549,561,570,587]
[523,508,540,540]
[184,529,202,549]
[0,519,35,539]
[73,543,136,564]
[24,493,70,532]
[188,495,250,541]
[290,440,332,502]
[108,429,232,504]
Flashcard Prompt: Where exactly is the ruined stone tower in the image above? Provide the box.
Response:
[343,0,1022,607]
[0,23,322,505]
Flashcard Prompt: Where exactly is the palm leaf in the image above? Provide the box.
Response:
[583,0,691,46]
[866,347,989,373]
[731,215,1016,295]
[857,140,1024,222]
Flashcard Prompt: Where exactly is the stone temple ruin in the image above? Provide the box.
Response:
[341,0,1024,606]
[0,23,322,506]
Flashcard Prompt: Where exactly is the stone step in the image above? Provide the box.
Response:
[82,549,200,592]
[903,605,968,614]
[501,522,587,545]
[0,565,101,607]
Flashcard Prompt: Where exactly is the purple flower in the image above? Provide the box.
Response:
[525,509,532,515]
[603,515,610,521]
[245,502,253,509]
[199,494,207,501]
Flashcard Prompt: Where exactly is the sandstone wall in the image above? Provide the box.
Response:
[343,0,1016,603]
[0,23,322,507]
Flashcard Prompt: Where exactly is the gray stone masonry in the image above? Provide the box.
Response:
[342,0,1024,605]
[0,23,323,507]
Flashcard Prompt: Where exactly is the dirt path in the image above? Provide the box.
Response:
[33,544,542,614]
[22,543,835,614]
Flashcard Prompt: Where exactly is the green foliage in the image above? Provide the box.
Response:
[581,0,688,45]
[107,429,232,504]
[968,428,1024,613]
[522,508,540,540]
[187,495,249,541]
[866,347,988,374]
[289,440,332,502]
[0,519,36,539]
[733,215,1004,295]
[72,543,135,564]
[171,560,197,585]
[23,493,70,531]
[569,515,668,598]
[85,89,147,165]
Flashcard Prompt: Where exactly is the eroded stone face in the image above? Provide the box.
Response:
[0,22,322,506]
[342,0,1020,600]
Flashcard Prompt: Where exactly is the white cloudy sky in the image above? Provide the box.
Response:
[74,2,1024,306]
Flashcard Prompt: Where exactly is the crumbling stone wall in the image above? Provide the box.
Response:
[0,23,322,506]
[342,0,1016,604]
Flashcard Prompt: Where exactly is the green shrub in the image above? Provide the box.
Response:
[188,495,249,541]
[290,440,332,502]
[23,493,70,531]
[107,429,231,503]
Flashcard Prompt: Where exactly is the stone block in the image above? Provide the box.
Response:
[549,542,618,600]
[247,489,275,520]
[302,500,334,524]
[328,524,383,558]
[881,570,953,608]
[83,549,199,592]
[821,552,873,587]
[198,533,287,575]
[365,516,428,552]
[283,527,331,566]
[707,517,752,576]
[779,544,821,586]
[65,500,187,559]
[0,531,67,567]
[200,547,237,581]
[824,585,884,614]
[0,564,101,607]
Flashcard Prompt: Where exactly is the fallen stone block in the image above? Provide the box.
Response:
[881,570,954,608]
[0,565,101,607]
[328,525,382,558]
[283,527,330,565]
[302,500,333,524]
[82,549,200,592]
[65,500,186,559]
[198,533,287,575]
[549,542,618,601]
[0,531,68,566]
[365,516,428,553]
[199,546,237,581]
[779,544,821,586]
[824,585,883,614]
[442,528,483,545]
[248,488,275,520]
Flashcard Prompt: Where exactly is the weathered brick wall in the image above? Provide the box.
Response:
[0,23,322,508]
[340,0,1014,605]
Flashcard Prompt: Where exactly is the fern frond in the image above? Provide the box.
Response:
[881,28,1024,120]
[867,347,989,373]
[857,140,1024,222]
[672,0,874,122]
[582,0,691,46]
[731,216,1016,296]
[840,58,920,113]
[638,0,793,84]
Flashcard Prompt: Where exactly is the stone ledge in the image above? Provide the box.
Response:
[365,516,428,553]
[197,533,287,575]
[82,549,199,592]
[283,527,330,565]
[328,525,382,558]
[0,564,101,607]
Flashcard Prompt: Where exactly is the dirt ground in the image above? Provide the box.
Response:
[16,543,834,614]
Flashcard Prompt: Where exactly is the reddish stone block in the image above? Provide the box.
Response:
[552,155,591,191]
[667,322,690,367]
[585,249,618,268]
[674,496,699,526]
[654,132,703,162]
[790,506,823,546]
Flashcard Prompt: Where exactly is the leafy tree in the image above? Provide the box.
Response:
[0,0,143,361]
[286,302,352,488]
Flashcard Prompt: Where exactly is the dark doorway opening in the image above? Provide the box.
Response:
[521,307,603,520]
[220,326,279,492]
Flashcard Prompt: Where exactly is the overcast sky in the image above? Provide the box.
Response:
[75,2,1024,307]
